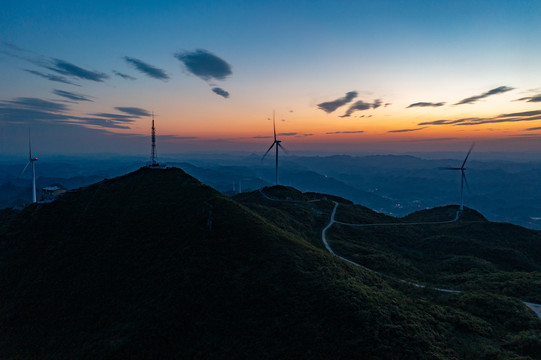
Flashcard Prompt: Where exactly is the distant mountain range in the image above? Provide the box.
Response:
[4,154,541,230]
[0,167,539,359]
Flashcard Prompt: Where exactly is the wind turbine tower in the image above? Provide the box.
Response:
[442,143,474,211]
[22,130,38,203]
[262,111,286,185]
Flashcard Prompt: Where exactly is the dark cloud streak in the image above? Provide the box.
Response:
[454,86,514,105]
[53,89,93,102]
[388,127,427,133]
[419,110,541,127]
[124,57,169,80]
[3,97,69,112]
[326,130,364,134]
[516,94,541,103]
[212,87,230,98]
[0,97,135,129]
[317,91,358,113]
[407,102,445,108]
[24,69,80,86]
[113,70,136,80]
[340,99,382,117]
[47,59,109,82]
[114,107,150,117]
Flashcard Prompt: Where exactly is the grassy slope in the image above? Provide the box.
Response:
[0,169,539,359]
[0,168,469,359]
[326,203,541,303]
[237,191,541,359]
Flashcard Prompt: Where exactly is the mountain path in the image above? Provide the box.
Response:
[321,201,541,319]
[258,189,541,319]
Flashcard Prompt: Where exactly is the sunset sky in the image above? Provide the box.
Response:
[1,0,541,156]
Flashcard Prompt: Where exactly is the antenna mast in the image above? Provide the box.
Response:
[151,111,157,166]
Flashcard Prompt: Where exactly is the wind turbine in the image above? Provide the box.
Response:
[442,143,474,211]
[21,130,38,203]
[262,111,287,185]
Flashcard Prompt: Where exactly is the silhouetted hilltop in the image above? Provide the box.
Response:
[0,167,539,359]
[403,205,487,222]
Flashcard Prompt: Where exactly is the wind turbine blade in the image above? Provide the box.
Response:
[461,143,475,169]
[278,142,289,154]
[21,161,31,175]
[439,167,461,170]
[262,142,276,160]
[273,110,276,141]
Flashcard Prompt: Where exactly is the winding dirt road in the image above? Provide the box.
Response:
[258,189,541,319]
[322,201,541,319]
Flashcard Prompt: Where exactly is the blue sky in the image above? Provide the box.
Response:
[1,0,541,156]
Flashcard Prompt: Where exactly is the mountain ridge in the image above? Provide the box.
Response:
[0,167,540,359]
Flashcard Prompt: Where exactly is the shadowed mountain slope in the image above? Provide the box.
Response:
[326,203,541,303]
[0,167,540,359]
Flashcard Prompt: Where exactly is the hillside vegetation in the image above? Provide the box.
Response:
[324,203,541,304]
[0,167,539,359]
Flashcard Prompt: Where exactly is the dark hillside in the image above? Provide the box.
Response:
[0,168,539,359]
[0,167,476,359]
[327,204,541,303]
[233,187,336,249]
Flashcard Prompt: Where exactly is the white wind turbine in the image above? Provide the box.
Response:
[21,131,38,203]
[441,143,474,211]
[262,111,287,185]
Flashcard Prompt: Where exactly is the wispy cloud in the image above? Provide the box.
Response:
[90,112,137,121]
[24,69,80,86]
[0,97,135,129]
[1,42,47,65]
[388,127,427,133]
[74,116,134,129]
[2,42,24,52]
[252,132,297,139]
[175,49,232,81]
[212,87,230,98]
[419,110,541,126]
[115,107,150,117]
[3,97,69,113]
[2,43,107,84]
[158,135,199,141]
[372,99,382,109]
[407,102,445,108]
[113,70,136,80]
[525,126,541,131]
[47,59,109,82]
[395,137,457,143]
[317,91,358,113]
[515,94,541,103]
[326,130,364,134]
[454,86,514,105]
[53,89,93,102]
[340,99,382,118]
[124,57,169,80]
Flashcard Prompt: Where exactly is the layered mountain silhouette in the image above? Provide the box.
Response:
[0,167,539,359]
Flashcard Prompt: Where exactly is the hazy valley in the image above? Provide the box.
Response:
[3,152,541,229]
